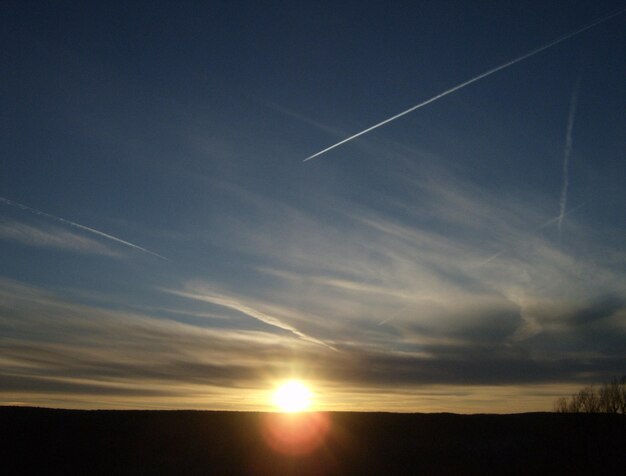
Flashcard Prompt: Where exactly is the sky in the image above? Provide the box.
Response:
[1,1,625,413]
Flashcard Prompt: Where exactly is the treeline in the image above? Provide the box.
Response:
[554,376,626,413]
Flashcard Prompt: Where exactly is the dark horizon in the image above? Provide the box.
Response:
[3,406,625,475]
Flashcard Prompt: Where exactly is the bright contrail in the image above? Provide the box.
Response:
[0,196,168,260]
[557,77,581,235]
[303,7,626,162]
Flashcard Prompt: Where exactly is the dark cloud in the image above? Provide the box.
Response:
[323,348,626,387]
[0,374,179,397]
[405,301,523,345]
[569,293,625,326]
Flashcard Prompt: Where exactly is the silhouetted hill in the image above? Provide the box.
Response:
[2,407,625,475]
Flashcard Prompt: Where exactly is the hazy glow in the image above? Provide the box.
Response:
[273,381,312,412]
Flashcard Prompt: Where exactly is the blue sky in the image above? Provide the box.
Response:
[1,1,625,412]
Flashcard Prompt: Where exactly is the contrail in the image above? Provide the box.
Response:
[0,196,168,260]
[557,77,581,235]
[477,249,506,267]
[303,7,626,162]
[541,201,585,229]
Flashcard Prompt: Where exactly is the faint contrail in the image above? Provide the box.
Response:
[541,202,585,229]
[557,77,581,235]
[477,249,506,267]
[0,196,168,260]
[478,201,586,267]
[303,7,626,162]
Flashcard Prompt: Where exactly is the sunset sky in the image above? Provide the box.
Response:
[1,1,625,412]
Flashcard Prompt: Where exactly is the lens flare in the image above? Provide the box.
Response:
[261,412,330,455]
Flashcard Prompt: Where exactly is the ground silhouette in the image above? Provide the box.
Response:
[2,407,625,475]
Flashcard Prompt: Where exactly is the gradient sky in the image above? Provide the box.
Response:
[1,1,625,412]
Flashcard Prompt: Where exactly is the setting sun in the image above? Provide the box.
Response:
[273,381,312,412]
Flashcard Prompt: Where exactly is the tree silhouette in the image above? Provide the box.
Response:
[554,376,626,413]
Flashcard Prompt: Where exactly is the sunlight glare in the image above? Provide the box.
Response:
[273,380,312,412]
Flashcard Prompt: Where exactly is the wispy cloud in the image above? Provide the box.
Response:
[167,285,335,349]
[304,8,626,162]
[0,197,168,260]
[261,100,348,138]
[1,119,624,411]
[200,164,626,363]
[0,221,119,256]
[1,276,624,411]
[0,278,322,408]
[558,77,581,235]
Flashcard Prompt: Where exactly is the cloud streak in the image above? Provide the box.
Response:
[558,77,581,235]
[209,161,626,357]
[303,7,626,162]
[0,221,120,256]
[1,277,624,411]
[0,277,324,409]
[0,197,168,260]
[166,286,335,349]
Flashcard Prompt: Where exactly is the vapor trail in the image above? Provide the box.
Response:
[0,196,168,260]
[541,202,585,229]
[303,7,626,162]
[557,77,581,235]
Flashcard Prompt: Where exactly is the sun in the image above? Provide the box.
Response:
[273,380,312,412]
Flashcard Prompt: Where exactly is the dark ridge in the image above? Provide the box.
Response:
[2,407,625,475]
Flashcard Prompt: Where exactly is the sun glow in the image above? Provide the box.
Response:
[273,380,312,412]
